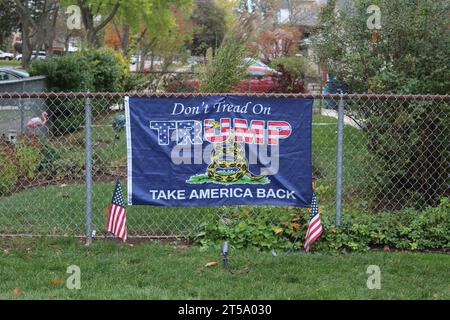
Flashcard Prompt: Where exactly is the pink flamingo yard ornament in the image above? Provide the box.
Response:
[25,112,48,135]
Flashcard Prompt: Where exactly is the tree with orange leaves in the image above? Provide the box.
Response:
[250,26,300,63]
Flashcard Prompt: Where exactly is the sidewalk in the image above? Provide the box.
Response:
[321,108,362,129]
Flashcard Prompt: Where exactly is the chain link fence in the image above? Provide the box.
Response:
[0,92,448,238]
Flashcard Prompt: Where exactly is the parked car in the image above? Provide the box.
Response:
[0,50,14,60]
[0,68,30,81]
[16,51,47,61]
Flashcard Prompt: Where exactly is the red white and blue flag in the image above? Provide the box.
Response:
[304,193,323,252]
[106,179,127,242]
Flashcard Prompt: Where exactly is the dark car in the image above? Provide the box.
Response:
[0,68,30,81]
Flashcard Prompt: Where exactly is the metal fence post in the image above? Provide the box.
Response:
[335,94,345,226]
[85,93,93,245]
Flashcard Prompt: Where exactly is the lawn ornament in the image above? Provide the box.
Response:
[221,241,229,271]
[25,112,48,135]
[112,114,126,139]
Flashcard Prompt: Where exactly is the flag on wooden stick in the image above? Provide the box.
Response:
[106,179,127,242]
[304,193,323,252]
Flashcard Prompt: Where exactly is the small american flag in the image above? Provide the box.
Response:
[304,193,323,252]
[106,179,127,242]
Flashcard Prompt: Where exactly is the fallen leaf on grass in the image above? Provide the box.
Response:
[290,223,301,232]
[51,278,63,286]
[272,226,283,235]
[205,262,219,267]
[12,288,22,297]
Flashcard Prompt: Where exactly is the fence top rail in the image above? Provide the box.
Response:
[0,91,449,101]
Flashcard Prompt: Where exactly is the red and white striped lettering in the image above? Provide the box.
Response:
[267,121,292,145]
[204,118,231,143]
[234,119,265,144]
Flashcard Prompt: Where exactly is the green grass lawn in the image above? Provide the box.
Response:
[0,182,213,236]
[0,60,21,68]
[0,237,448,300]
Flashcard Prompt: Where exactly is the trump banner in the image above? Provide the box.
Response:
[125,96,313,207]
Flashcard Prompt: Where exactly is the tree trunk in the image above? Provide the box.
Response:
[20,20,33,69]
[14,0,59,69]
[121,21,130,56]
[79,0,121,48]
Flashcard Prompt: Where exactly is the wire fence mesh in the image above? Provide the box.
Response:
[0,92,448,238]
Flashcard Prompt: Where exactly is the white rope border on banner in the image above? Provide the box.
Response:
[124,96,133,205]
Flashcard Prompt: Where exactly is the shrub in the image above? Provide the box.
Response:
[269,56,308,80]
[270,64,306,93]
[123,72,150,92]
[0,149,18,195]
[30,50,125,93]
[47,98,85,136]
[30,53,93,91]
[363,101,449,210]
[111,50,130,90]
[15,137,42,180]
[194,198,450,252]
[315,0,450,210]
[318,198,450,252]
[53,150,85,180]
[31,50,125,135]
[38,144,61,179]
[194,207,306,251]
[84,50,125,92]
[198,39,249,93]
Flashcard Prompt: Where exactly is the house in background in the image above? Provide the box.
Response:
[9,31,80,56]
[276,0,323,57]
[277,0,324,92]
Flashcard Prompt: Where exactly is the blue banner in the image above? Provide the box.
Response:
[125,96,313,207]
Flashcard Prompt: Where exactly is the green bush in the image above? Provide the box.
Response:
[16,139,42,180]
[363,101,449,210]
[194,198,450,252]
[84,50,124,93]
[38,144,61,179]
[31,50,126,135]
[0,151,18,195]
[318,198,450,252]
[198,39,249,93]
[123,72,150,92]
[315,0,450,210]
[53,150,85,180]
[269,56,308,80]
[30,50,125,92]
[30,53,93,91]
[194,207,307,251]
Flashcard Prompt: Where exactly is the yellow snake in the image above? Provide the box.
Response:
[207,121,264,183]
